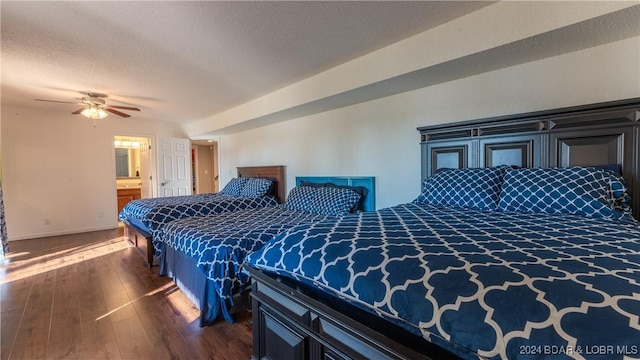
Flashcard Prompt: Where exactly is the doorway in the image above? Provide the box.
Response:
[191,140,219,194]
[114,135,152,218]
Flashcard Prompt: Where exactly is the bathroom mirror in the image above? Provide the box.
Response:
[115,147,140,178]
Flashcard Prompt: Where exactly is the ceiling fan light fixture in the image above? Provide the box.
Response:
[81,106,108,120]
[34,92,140,126]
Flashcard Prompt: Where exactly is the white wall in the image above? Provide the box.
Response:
[1,106,186,240]
[219,36,640,209]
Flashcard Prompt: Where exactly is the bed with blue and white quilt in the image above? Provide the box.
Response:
[118,179,279,268]
[246,166,640,360]
[119,177,277,241]
[156,181,371,326]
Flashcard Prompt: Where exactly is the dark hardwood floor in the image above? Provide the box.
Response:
[0,228,253,360]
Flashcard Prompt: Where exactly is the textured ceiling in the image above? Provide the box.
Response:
[1,1,491,125]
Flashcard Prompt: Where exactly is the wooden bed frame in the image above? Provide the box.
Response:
[249,98,640,359]
[123,221,155,267]
[123,165,286,267]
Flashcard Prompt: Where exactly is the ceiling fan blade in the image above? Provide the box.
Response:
[34,99,78,104]
[82,92,108,99]
[105,108,131,118]
[109,105,140,111]
[71,108,85,114]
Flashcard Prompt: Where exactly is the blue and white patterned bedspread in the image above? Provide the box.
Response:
[119,193,278,248]
[158,206,335,323]
[246,203,640,360]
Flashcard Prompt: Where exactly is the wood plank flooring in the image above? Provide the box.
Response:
[0,229,253,360]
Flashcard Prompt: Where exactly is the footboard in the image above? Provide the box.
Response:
[248,268,454,360]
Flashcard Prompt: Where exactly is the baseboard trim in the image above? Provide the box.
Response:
[8,225,119,241]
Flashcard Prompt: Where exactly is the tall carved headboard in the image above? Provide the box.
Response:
[237,166,286,203]
[418,98,640,219]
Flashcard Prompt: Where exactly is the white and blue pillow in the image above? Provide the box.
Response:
[597,169,632,218]
[498,167,630,220]
[282,186,361,216]
[560,166,631,218]
[239,178,273,197]
[299,181,368,213]
[281,186,316,211]
[219,178,249,196]
[305,187,362,216]
[414,167,505,210]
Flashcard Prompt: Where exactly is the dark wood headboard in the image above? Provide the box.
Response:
[418,98,640,219]
[237,166,286,203]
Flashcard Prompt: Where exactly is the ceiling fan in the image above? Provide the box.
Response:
[34,92,141,120]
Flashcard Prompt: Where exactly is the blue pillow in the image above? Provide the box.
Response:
[219,178,249,196]
[414,167,506,210]
[305,187,361,216]
[300,181,368,213]
[592,163,623,176]
[498,167,626,220]
[282,186,362,216]
[282,186,316,211]
[591,168,632,218]
[239,178,273,197]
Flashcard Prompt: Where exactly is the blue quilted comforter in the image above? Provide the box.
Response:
[158,206,336,323]
[119,193,278,252]
[246,203,640,360]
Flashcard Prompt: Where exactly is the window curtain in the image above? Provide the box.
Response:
[0,182,7,261]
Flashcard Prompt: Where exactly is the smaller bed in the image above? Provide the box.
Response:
[156,176,375,325]
[120,165,285,266]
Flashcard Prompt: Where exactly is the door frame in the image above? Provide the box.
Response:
[111,132,157,201]
[191,137,220,194]
[191,145,199,194]
[191,141,220,194]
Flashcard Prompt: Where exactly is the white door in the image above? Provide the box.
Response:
[158,137,191,197]
[139,140,152,198]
